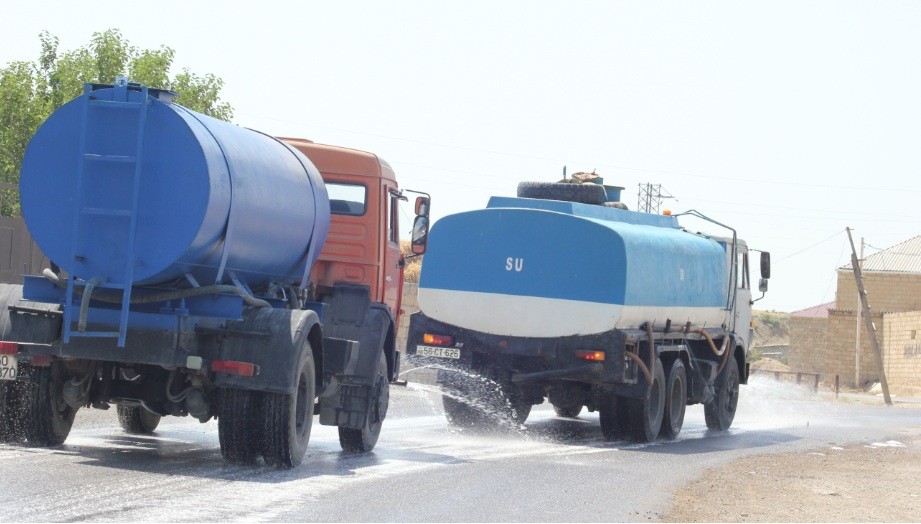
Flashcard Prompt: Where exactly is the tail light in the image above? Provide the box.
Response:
[211,359,257,377]
[0,341,18,355]
[575,350,605,362]
[423,333,454,347]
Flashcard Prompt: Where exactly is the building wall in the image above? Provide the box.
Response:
[880,311,921,396]
[834,271,921,313]
[787,316,829,375]
[824,309,884,388]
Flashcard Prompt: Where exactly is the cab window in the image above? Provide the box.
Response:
[738,252,750,289]
[327,183,367,216]
[388,192,400,244]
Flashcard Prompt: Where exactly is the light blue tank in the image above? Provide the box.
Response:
[418,197,730,338]
[20,80,329,290]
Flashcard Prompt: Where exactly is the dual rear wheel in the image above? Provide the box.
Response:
[599,357,687,442]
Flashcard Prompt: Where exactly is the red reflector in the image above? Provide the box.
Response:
[575,350,605,362]
[212,359,255,377]
[31,354,52,367]
[0,341,18,355]
[423,333,454,347]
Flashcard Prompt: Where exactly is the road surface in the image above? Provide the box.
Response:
[1,375,919,522]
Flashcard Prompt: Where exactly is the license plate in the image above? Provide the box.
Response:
[416,345,461,359]
[0,354,17,381]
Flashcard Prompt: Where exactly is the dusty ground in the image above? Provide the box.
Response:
[664,438,921,522]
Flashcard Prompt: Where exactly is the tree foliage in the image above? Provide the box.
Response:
[0,29,233,216]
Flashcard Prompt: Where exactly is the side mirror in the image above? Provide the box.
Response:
[760,251,771,279]
[415,196,430,217]
[411,215,429,255]
[759,278,769,293]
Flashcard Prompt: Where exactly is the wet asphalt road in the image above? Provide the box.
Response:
[1,376,919,522]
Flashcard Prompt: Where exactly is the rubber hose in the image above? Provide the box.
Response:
[43,269,270,308]
[626,351,653,386]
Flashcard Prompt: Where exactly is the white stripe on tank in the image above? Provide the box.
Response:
[418,288,728,338]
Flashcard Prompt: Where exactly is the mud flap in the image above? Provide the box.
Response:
[317,284,391,428]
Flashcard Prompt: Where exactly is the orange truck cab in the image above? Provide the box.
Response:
[283,138,429,387]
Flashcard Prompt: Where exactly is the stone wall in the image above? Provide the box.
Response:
[824,309,884,388]
[834,271,921,313]
[787,316,828,375]
[881,311,921,395]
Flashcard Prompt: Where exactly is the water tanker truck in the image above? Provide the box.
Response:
[406,180,769,441]
[0,78,431,467]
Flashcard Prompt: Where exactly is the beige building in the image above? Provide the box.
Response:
[788,234,921,394]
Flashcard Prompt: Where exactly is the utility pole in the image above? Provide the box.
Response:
[855,237,863,388]
[636,183,675,214]
[846,228,891,406]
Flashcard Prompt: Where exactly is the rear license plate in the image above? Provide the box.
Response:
[0,354,17,381]
[416,345,461,359]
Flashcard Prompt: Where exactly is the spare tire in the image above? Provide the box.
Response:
[517,181,606,205]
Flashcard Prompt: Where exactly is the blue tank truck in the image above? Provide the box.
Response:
[406,181,770,441]
[0,78,431,466]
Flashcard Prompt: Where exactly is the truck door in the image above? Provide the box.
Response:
[734,248,753,351]
[382,184,404,321]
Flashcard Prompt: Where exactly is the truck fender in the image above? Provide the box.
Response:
[0,283,62,346]
[214,307,320,395]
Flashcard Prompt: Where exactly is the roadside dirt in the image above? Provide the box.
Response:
[663,438,921,522]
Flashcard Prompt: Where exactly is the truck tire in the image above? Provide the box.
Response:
[218,388,260,464]
[598,393,627,440]
[339,351,389,453]
[516,181,606,205]
[552,405,582,418]
[260,345,315,468]
[0,380,26,443]
[19,363,76,446]
[116,405,161,435]
[660,359,687,439]
[704,358,740,431]
[625,357,665,442]
[440,374,529,428]
[442,395,487,428]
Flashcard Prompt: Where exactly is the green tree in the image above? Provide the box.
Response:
[0,29,233,216]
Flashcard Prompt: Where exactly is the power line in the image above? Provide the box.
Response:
[776,229,846,262]
[239,112,921,194]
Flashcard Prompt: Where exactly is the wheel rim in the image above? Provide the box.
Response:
[669,374,684,425]
[649,377,663,423]
[295,370,309,441]
[724,368,739,415]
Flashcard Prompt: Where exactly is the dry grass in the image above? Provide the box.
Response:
[401,240,422,283]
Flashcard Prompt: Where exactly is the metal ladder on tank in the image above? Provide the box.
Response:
[62,77,148,348]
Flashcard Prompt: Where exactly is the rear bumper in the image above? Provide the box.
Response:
[406,312,632,385]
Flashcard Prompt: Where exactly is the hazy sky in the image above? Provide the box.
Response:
[2,1,918,312]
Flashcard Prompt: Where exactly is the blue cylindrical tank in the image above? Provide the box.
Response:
[418,197,730,338]
[20,82,329,289]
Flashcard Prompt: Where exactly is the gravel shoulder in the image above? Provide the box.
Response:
[663,437,921,522]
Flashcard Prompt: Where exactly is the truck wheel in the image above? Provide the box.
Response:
[260,346,315,468]
[598,393,627,440]
[625,357,665,442]
[442,395,488,427]
[552,405,582,418]
[116,405,161,435]
[441,388,529,427]
[516,181,607,205]
[20,363,76,447]
[0,380,26,443]
[218,388,260,464]
[705,358,740,431]
[339,351,389,453]
[660,359,687,439]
